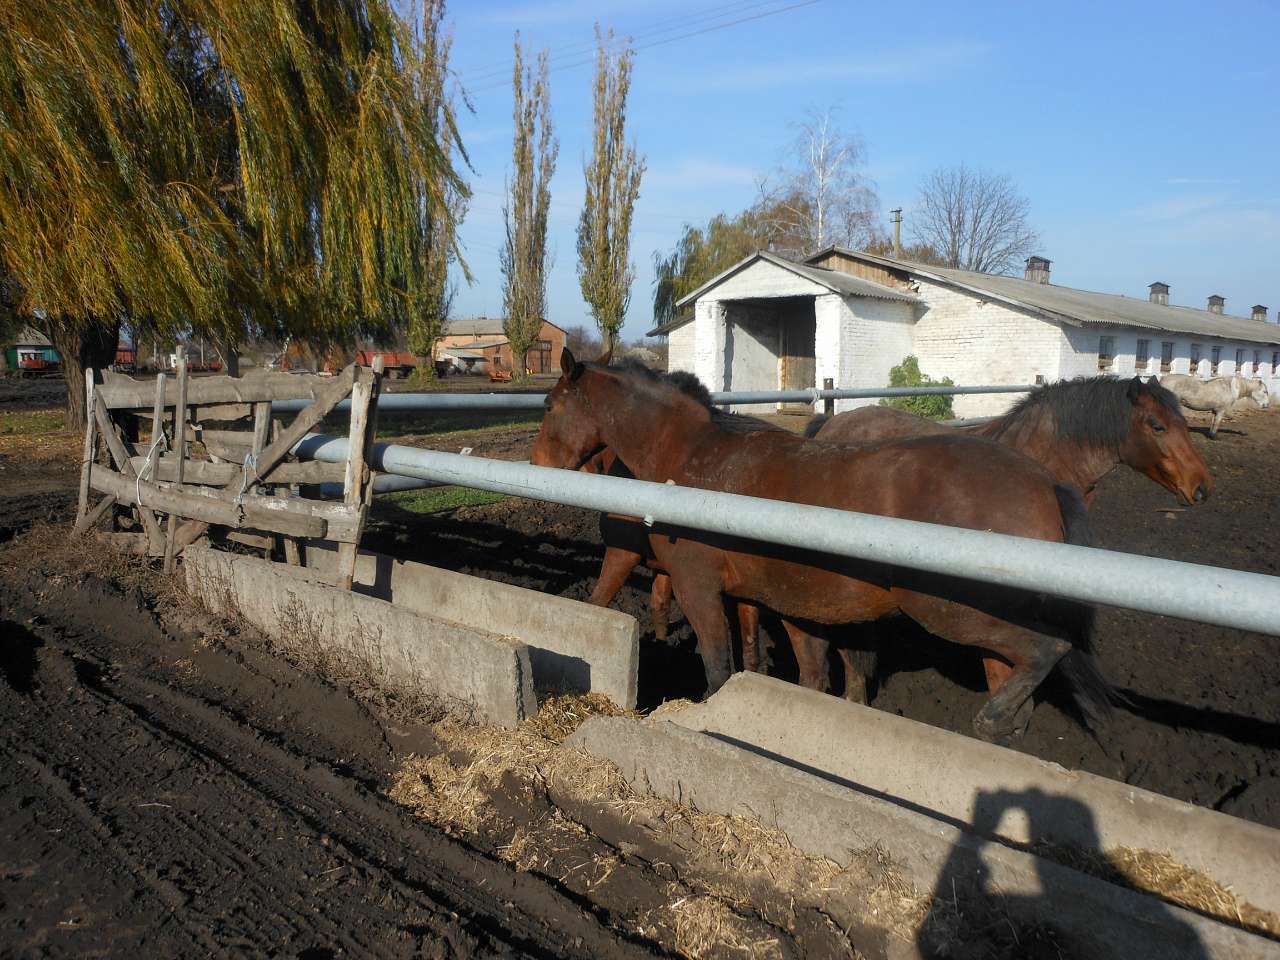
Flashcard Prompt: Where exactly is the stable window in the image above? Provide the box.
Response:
[1273,351,1279,372]
[1211,346,1221,374]
[1236,348,1245,367]
[1097,336,1115,370]
[1190,343,1202,366]
[1160,341,1174,372]
[1135,339,1150,365]
[1254,350,1262,368]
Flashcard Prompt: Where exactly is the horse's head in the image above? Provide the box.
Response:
[531,346,613,470]
[1249,379,1271,409]
[1120,377,1213,504]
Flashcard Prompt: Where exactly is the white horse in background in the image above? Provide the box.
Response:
[1158,374,1270,437]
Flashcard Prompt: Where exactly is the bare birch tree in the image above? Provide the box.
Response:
[756,107,880,258]
[911,164,1038,275]
[501,37,557,380]
[577,27,645,353]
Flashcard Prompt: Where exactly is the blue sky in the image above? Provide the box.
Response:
[442,0,1280,341]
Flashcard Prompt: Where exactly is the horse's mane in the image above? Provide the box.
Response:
[608,360,778,433]
[985,376,1182,447]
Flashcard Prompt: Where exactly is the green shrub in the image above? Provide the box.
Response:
[879,355,955,420]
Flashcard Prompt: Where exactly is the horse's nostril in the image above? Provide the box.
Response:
[1193,485,1207,503]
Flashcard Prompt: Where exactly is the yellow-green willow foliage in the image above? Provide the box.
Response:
[0,0,466,421]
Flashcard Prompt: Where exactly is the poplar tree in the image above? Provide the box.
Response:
[0,0,466,425]
[576,27,644,353]
[501,37,557,380]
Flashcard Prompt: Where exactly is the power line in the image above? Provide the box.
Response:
[465,0,823,95]
[459,0,788,85]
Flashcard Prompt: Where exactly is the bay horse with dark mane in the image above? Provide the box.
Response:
[802,377,1211,697]
[534,349,1117,741]
[804,376,1211,507]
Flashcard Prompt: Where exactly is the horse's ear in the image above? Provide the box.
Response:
[560,347,576,377]
[596,347,613,366]
[1126,376,1145,401]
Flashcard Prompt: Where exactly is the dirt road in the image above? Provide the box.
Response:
[0,566,657,958]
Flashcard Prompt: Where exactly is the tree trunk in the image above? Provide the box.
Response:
[50,319,120,430]
[215,337,240,377]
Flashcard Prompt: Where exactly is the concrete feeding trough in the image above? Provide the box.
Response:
[183,543,639,728]
[300,542,639,708]
[570,674,1280,960]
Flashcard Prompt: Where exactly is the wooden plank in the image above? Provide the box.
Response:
[224,529,274,551]
[336,376,374,588]
[145,371,167,481]
[76,369,98,526]
[174,520,208,551]
[221,364,360,499]
[72,494,116,537]
[164,348,190,573]
[151,479,361,541]
[89,469,327,539]
[277,487,301,566]
[98,531,150,555]
[93,392,164,548]
[136,401,252,423]
[127,457,346,486]
[99,368,350,409]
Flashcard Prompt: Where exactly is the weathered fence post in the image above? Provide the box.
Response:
[163,347,189,573]
[823,377,834,417]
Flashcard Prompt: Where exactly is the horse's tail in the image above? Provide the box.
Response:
[803,414,829,439]
[1049,483,1126,728]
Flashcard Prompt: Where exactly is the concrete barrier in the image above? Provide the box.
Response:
[570,715,1280,960]
[666,672,1280,915]
[301,542,639,708]
[184,546,536,728]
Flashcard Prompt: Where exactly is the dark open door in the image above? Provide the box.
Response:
[778,302,816,413]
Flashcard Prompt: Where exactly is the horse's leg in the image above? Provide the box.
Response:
[650,572,673,641]
[737,603,761,672]
[589,546,642,608]
[899,594,1070,741]
[838,648,877,704]
[782,620,830,692]
[1210,407,1224,437]
[664,563,734,696]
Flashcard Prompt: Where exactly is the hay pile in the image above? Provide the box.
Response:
[388,694,936,959]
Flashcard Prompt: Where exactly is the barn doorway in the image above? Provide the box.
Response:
[777,299,816,413]
[722,296,817,413]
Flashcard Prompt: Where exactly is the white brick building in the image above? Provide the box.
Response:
[651,248,1280,417]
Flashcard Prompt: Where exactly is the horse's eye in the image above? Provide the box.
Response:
[1148,418,1166,433]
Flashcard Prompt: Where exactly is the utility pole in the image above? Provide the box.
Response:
[890,208,903,259]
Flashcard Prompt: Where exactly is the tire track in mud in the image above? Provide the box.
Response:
[0,579,660,959]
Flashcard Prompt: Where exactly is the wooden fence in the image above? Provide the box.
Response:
[74,349,384,588]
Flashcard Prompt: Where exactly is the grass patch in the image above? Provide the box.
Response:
[379,486,506,514]
[374,409,541,439]
[0,408,67,435]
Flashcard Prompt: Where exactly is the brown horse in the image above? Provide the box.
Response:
[533,349,1116,741]
[805,377,1211,507]
[804,377,1212,696]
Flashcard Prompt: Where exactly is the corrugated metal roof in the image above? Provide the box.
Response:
[650,251,915,336]
[812,248,1280,347]
[443,317,567,337]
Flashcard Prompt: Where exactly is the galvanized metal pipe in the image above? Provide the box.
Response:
[274,383,1034,413]
[291,434,1280,637]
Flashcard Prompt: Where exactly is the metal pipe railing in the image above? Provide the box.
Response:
[291,433,1280,637]
[274,383,1034,413]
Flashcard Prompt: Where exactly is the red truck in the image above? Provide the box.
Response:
[354,350,418,379]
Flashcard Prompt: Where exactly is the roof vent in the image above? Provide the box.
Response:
[1252,304,1268,323]
[1024,256,1051,284]
[1207,294,1225,315]
[1148,281,1169,305]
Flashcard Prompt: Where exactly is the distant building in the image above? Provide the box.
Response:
[436,317,567,375]
[4,326,61,374]
[651,248,1280,416]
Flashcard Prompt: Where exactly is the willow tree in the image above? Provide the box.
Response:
[0,0,466,426]
[576,27,644,353]
[501,38,557,380]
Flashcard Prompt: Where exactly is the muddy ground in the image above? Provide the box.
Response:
[360,406,1280,831]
